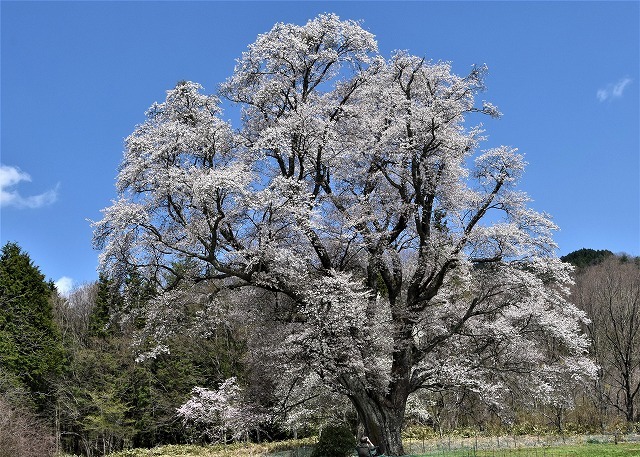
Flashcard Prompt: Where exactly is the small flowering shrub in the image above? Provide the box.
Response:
[177,377,265,444]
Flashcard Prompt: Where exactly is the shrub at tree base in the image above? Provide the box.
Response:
[311,424,355,457]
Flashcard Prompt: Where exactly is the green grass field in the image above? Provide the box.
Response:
[99,440,640,457]
[410,442,640,456]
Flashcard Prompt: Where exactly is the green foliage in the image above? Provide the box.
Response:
[122,272,156,320]
[56,337,137,455]
[130,332,244,447]
[54,271,248,454]
[311,424,355,457]
[0,368,30,408]
[89,273,120,338]
[81,386,136,450]
[0,242,64,407]
[561,248,614,269]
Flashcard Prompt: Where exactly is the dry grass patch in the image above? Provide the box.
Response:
[104,438,316,457]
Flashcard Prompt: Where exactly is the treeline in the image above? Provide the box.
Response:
[415,249,640,435]
[1,242,639,456]
[1,242,246,456]
[51,274,248,454]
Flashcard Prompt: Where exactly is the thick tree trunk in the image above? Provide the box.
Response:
[625,387,635,427]
[349,297,414,455]
[349,393,407,456]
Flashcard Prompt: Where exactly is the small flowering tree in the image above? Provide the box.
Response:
[177,377,264,443]
[93,14,596,455]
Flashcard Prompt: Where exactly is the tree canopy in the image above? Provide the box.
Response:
[93,14,595,455]
[0,242,64,405]
[561,248,614,270]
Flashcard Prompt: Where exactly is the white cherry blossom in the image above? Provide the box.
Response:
[93,14,595,456]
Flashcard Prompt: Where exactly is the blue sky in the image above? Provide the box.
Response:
[1,1,638,295]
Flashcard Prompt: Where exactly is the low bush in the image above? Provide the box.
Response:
[311,424,354,457]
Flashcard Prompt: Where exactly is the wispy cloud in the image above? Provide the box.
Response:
[0,164,59,209]
[54,276,75,297]
[597,77,632,102]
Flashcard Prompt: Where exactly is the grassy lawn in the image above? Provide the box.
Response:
[410,442,640,456]
[95,440,640,457]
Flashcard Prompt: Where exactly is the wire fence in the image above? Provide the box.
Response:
[403,433,640,456]
[267,434,640,457]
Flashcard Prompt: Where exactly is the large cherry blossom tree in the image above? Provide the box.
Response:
[93,14,595,455]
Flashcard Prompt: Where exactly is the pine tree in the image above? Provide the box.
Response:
[0,242,64,406]
[88,273,120,338]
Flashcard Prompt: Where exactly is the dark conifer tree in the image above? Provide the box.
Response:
[0,242,64,407]
[89,273,120,338]
[561,248,614,270]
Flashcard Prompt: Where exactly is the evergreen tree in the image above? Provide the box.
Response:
[55,272,246,453]
[88,273,120,338]
[561,248,614,269]
[0,242,64,407]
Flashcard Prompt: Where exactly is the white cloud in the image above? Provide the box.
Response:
[0,164,59,208]
[54,276,74,297]
[597,77,632,102]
